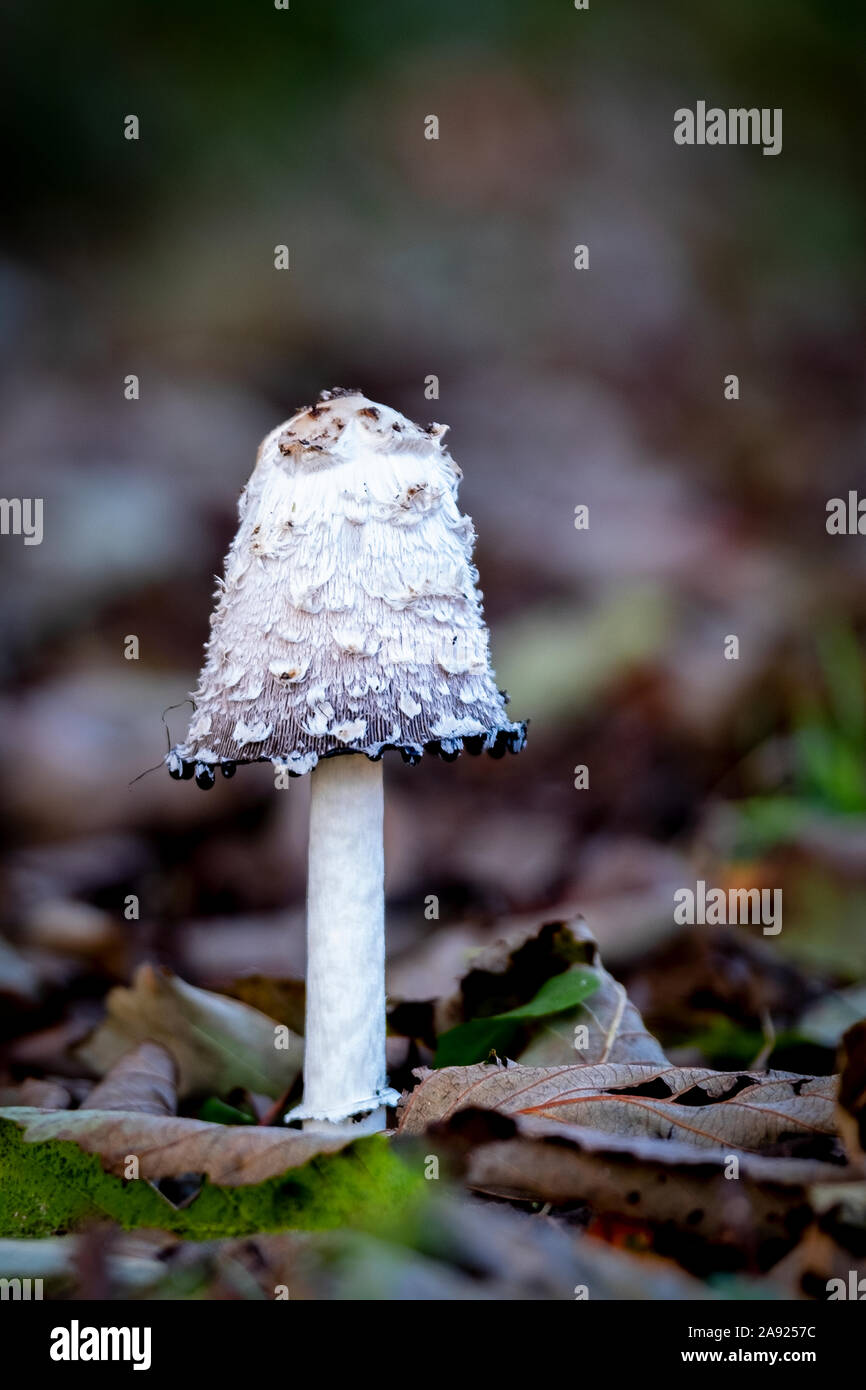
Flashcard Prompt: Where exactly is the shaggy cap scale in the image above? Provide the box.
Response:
[168,389,526,779]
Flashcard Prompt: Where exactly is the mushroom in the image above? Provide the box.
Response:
[167,389,527,1134]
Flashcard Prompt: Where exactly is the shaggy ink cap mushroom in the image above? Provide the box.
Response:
[167,388,526,781]
[167,390,526,1133]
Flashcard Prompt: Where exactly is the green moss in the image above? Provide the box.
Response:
[0,1118,422,1240]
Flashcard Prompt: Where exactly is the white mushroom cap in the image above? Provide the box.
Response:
[170,389,526,777]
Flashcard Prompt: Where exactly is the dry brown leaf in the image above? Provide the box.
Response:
[75,964,302,1100]
[770,1184,866,1298]
[0,1106,350,1186]
[837,1020,866,1162]
[0,1078,71,1109]
[416,1108,857,1262]
[6,1011,97,1077]
[0,1196,712,1301]
[273,1195,712,1301]
[228,975,306,1036]
[85,1041,177,1116]
[630,926,827,1043]
[399,1060,839,1154]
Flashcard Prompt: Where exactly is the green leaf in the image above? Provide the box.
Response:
[500,970,600,1021]
[196,1097,255,1126]
[817,626,866,747]
[728,795,811,856]
[434,969,599,1067]
[796,724,866,813]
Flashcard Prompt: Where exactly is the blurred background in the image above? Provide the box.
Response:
[1,0,865,1081]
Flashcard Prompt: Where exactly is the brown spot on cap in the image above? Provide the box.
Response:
[318,387,364,401]
[359,406,380,420]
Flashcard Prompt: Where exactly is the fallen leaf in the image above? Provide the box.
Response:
[215,1194,713,1301]
[75,964,302,1100]
[433,918,592,1036]
[6,1009,99,1076]
[770,1183,866,1298]
[0,1237,78,1286]
[0,1195,714,1301]
[0,1079,71,1109]
[399,1060,839,1155]
[228,975,306,1035]
[197,1096,255,1125]
[85,1041,177,1117]
[0,1100,422,1243]
[0,1105,355,1186]
[21,899,120,959]
[518,917,668,1066]
[798,987,866,1049]
[435,968,599,1067]
[430,916,665,1070]
[403,1107,857,1270]
[629,926,827,1049]
[836,1020,866,1162]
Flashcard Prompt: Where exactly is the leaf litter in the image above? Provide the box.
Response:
[1,916,865,1295]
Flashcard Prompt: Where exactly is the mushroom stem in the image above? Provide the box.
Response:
[292,754,399,1133]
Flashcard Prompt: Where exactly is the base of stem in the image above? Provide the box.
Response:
[300,1109,386,1139]
[289,1084,400,1128]
[287,1084,401,1134]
